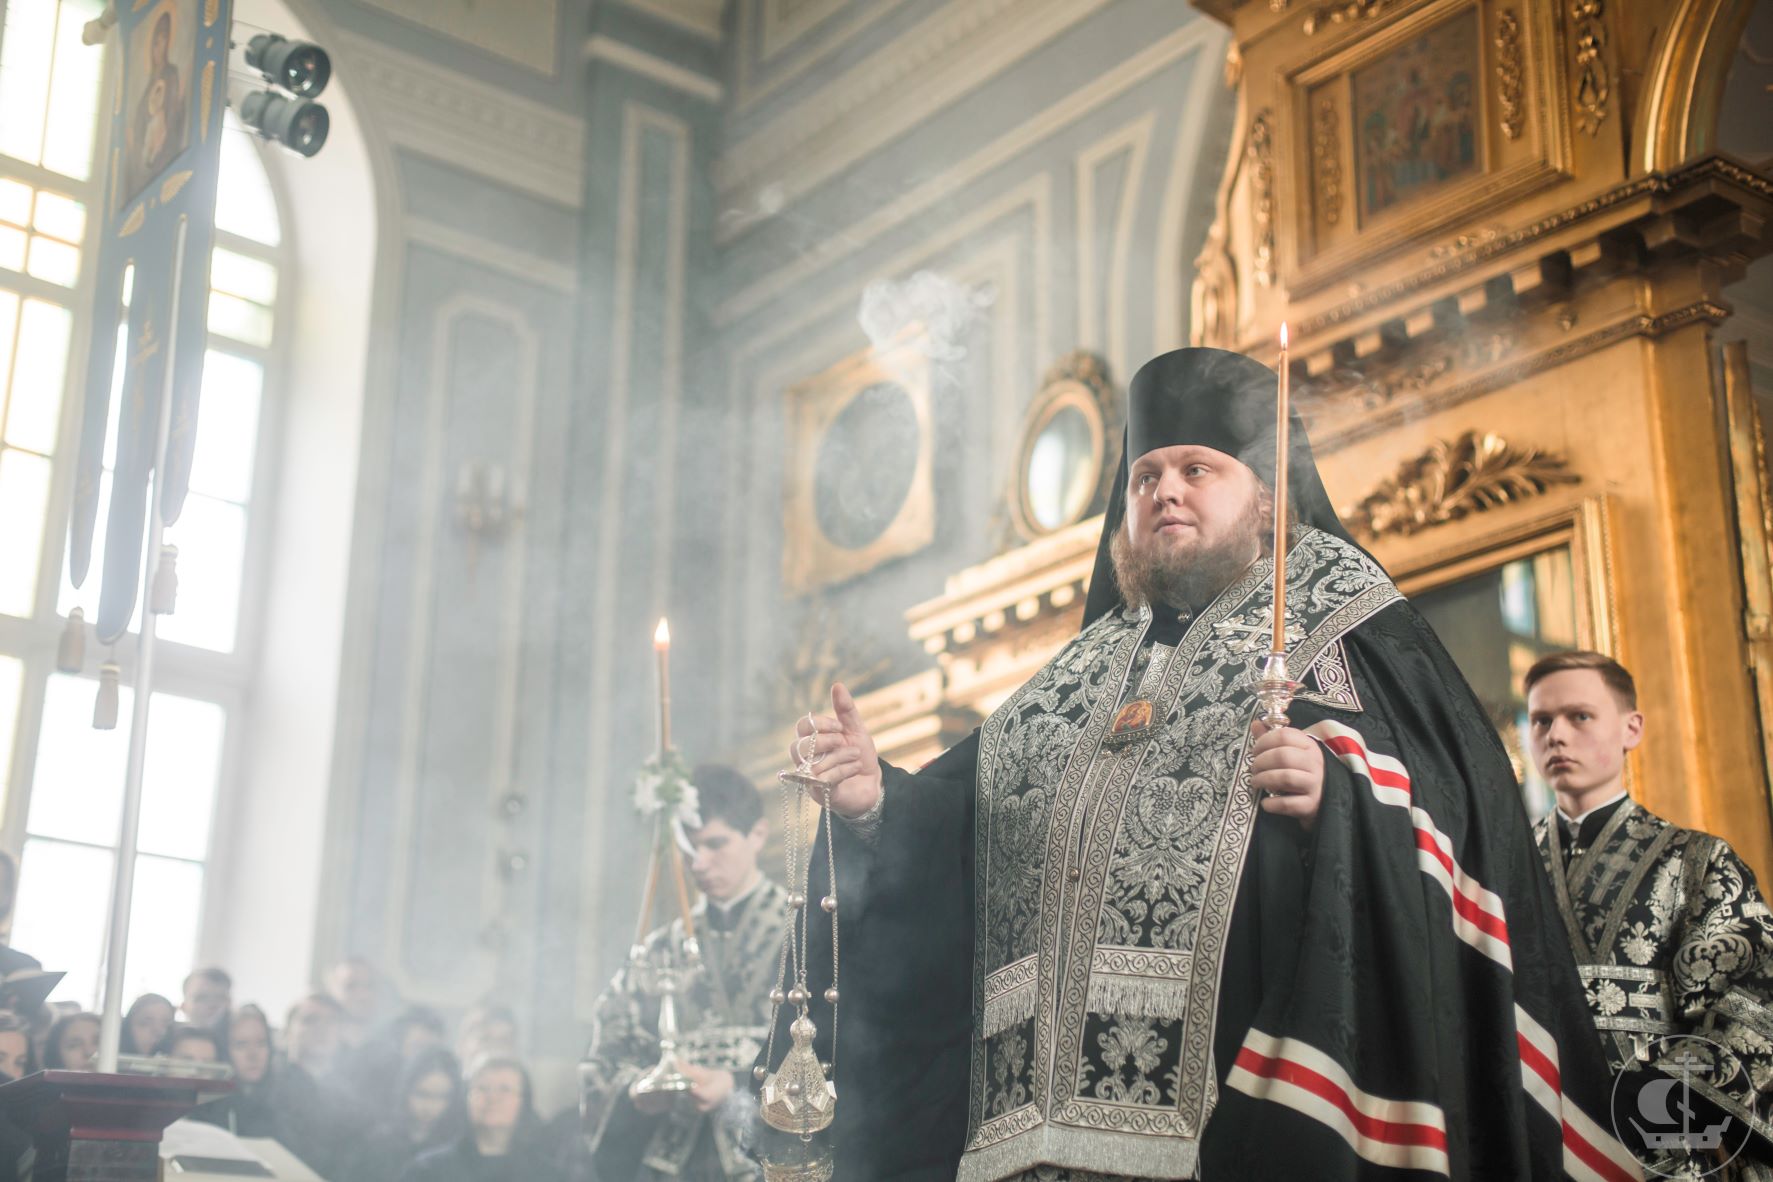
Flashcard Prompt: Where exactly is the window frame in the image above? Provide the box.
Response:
[0,0,296,997]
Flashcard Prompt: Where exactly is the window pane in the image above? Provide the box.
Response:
[215,128,281,246]
[158,495,246,651]
[25,234,79,286]
[5,297,72,453]
[206,291,273,347]
[13,837,112,1010]
[0,655,22,818]
[0,180,30,227]
[189,351,261,503]
[124,854,203,1002]
[0,0,57,167]
[0,292,18,431]
[210,248,276,307]
[32,190,85,243]
[40,0,105,181]
[0,448,53,618]
[137,695,224,860]
[28,672,129,844]
[0,225,24,272]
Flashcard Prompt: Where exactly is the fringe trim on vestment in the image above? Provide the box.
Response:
[1086,972,1192,1021]
[983,977,1038,1038]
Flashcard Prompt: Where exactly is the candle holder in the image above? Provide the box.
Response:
[627,937,702,1097]
[627,748,703,1099]
[1256,651,1299,730]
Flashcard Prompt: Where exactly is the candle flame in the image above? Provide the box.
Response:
[654,618,671,649]
[1279,321,1289,350]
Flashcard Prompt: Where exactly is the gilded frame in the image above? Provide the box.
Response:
[781,330,936,594]
[1007,353,1120,543]
[1281,0,1573,293]
[1381,494,1620,656]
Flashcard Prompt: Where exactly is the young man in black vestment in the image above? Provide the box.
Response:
[1529,651,1773,1181]
[767,347,1644,1181]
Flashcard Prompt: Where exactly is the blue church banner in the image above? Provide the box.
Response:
[69,0,232,644]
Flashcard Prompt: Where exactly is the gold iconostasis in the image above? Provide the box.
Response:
[737,0,1773,886]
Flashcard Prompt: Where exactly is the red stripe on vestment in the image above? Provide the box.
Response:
[1232,1047,1449,1152]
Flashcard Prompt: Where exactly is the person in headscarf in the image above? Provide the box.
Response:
[42,1011,99,1070]
[190,1005,338,1174]
[344,1046,466,1182]
[121,993,175,1057]
[768,346,1644,1181]
[400,1057,562,1182]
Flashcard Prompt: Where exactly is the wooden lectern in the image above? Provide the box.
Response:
[0,1070,225,1182]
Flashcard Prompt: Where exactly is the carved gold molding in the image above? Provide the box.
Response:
[1635,0,1757,171]
[1307,331,1513,413]
[1426,227,1502,260]
[1571,0,1610,136]
[1192,217,1239,349]
[1722,340,1773,819]
[1294,157,1772,337]
[1312,300,1734,452]
[1344,431,1580,540]
[1385,496,1620,659]
[1248,109,1276,287]
[1724,341,1773,646]
[1312,97,1342,227]
[1496,10,1524,140]
[1300,0,1395,36]
[1284,0,1573,296]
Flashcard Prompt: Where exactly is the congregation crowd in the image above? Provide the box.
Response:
[0,882,579,1182]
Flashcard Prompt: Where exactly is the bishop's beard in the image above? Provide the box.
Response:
[1110,494,1266,612]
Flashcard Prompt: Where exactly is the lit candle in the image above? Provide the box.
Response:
[654,618,672,754]
[1273,322,1290,654]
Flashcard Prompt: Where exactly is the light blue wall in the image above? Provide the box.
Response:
[702,0,1234,746]
[313,0,612,1068]
[318,0,1236,1077]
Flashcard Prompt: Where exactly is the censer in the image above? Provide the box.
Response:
[755,721,842,1142]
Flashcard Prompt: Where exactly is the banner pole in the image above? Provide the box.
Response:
[95,220,187,1075]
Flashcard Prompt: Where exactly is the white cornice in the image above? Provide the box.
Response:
[583,34,725,102]
[713,0,1115,238]
[350,0,561,75]
[406,216,580,293]
[333,30,586,208]
[616,0,727,41]
[713,20,1223,325]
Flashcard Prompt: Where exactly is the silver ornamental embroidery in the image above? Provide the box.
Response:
[960,531,1401,1180]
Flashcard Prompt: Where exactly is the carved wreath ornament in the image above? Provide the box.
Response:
[1344,431,1579,540]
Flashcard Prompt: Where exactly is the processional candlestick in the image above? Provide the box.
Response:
[628,617,699,1099]
[1257,321,1299,729]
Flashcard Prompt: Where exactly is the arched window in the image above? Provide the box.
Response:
[0,0,293,1008]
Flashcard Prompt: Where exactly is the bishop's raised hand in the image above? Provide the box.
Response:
[788,683,883,819]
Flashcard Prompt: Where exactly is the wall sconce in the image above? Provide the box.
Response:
[453,460,523,573]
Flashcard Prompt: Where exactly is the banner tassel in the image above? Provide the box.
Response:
[57,608,87,674]
[149,544,178,615]
[93,657,121,731]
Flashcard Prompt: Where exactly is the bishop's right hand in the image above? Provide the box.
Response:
[789,683,883,820]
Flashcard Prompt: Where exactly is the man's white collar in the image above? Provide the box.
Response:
[1556,790,1629,827]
